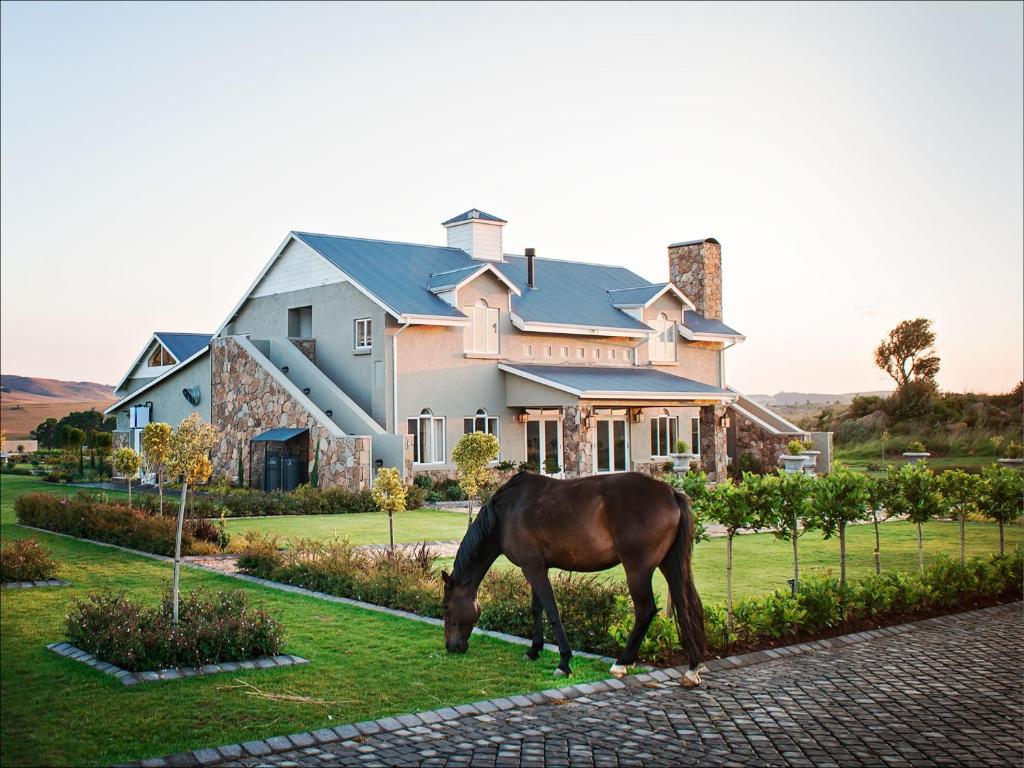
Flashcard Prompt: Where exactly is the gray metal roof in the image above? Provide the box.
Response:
[154,332,212,362]
[607,284,669,307]
[427,265,482,293]
[250,427,308,442]
[501,364,731,396]
[682,311,743,337]
[441,209,507,226]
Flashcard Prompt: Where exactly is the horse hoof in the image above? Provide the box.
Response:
[680,668,702,688]
[523,652,538,662]
[553,668,571,678]
[609,664,628,678]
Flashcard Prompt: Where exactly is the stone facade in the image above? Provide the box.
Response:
[729,408,794,475]
[668,239,723,320]
[289,338,317,364]
[210,337,370,490]
[699,404,728,481]
[561,405,595,479]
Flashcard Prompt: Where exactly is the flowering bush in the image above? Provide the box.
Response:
[65,588,284,672]
[0,538,59,582]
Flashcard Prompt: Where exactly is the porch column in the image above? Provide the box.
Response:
[561,405,594,478]
[699,404,728,481]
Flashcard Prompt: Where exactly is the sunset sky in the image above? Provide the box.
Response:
[2,1,1021,395]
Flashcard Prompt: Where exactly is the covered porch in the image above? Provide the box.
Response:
[499,364,737,481]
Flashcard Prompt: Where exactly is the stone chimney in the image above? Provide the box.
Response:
[668,238,722,320]
[442,208,506,262]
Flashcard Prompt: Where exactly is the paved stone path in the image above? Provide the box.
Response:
[176,603,1022,768]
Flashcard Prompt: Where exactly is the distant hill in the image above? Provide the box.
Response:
[749,391,892,407]
[1,375,116,438]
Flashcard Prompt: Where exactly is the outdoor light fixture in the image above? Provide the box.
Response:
[582,414,592,428]
[325,409,333,417]
[719,414,731,428]
[514,411,529,424]
[631,409,644,423]
[302,387,310,395]
[282,366,289,373]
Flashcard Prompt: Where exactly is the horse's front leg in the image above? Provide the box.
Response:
[523,567,572,676]
[524,587,544,661]
[611,567,657,678]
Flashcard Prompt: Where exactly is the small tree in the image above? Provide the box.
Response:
[811,467,870,587]
[113,447,142,508]
[166,414,218,624]
[451,432,500,528]
[309,437,321,488]
[765,471,814,595]
[888,463,942,573]
[372,467,407,550]
[714,475,762,634]
[865,474,889,574]
[236,445,245,488]
[141,422,174,515]
[93,432,113,478]
[874,317,940,389]
[62,426,86,478]
[937,469,981,565]
[980,465,1024,555]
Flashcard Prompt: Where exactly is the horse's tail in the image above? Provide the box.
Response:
[664,491,706,669]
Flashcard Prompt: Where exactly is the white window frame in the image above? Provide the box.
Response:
[463,299,499,354]
[525,416,563,476]
[354,318,372,351]
[649,312,677,363]
[464,409,500,452]
[408,409,446,465]
[690,415,701,456]
[593,416,630,474]
[650,412,680,458]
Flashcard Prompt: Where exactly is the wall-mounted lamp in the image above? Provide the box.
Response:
[325,410,333,418]
[302,387,310,395]
[514,411,529,424]
[582,415,593,429]
[631,409,645,423]
[719,414,731,428]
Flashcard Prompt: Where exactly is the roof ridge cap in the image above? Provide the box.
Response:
[293,231,469,252]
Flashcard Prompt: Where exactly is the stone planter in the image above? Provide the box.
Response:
[996,458,1024,469]
[780,454,806,474]
[670,453,699,473]
[902,452,931,466]
[800,450,821,476]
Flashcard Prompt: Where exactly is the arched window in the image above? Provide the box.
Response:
[408,408,446,464]
[464,408,500,440]
[649,312,677,362]
[650,409,680,457]
[463,299,499,353]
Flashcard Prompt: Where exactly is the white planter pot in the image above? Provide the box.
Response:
[780,454,806,474]
[800,450,821,476]
[902,452,931,466]
[670,453,699,473]
[996,458,1024,469]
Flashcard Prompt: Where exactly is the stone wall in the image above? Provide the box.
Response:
[729,408,793,475]
[289,338,316,364]
[562,405,595,478]
[210,337,370,490]
[699,404,728,481]
[668,240,723,320]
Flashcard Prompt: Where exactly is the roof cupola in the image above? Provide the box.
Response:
[442,208,506,262]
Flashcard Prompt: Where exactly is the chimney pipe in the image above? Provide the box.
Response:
[525,248,536,288]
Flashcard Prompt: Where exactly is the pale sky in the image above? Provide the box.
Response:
[2,1,1021,395]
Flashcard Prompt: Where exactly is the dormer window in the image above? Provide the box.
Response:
[463,299,499,354]
[147,346,174,367]
[650,312,677,362]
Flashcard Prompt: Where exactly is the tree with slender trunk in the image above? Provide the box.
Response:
[762,471,814,596]
[372,467,407,550]
[113,448,142,509]
[141,422,173,515]
[980,465,1024,556]
[167,414,218,624]
[451,432,500,529]
[811,467,870,587]
[888,463,942,574]
[937,469,981,565]
[865,475,890,575]
[713,476,760,636]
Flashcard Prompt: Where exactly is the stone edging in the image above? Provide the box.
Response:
[120,601,1020,768]
[1,578,70,589]
[46,642,309,686]
[17,524,618,665]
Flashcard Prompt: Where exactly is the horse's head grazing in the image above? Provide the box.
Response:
[441,569,480,654]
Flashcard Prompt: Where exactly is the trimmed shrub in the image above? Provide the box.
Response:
[65,588,284,672]
[0,538,59,582]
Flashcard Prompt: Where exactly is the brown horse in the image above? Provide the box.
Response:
[441,471,706,684]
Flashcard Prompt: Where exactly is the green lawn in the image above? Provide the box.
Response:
[224,506,473,547]
[0,477,610,767]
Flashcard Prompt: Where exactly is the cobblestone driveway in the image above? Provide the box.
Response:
[186,604,1023,767]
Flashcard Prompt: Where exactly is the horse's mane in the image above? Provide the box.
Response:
[451,472,531,581]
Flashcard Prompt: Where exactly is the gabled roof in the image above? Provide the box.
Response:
[427,263,521,296]
[607,283,695,311]
[154,332,212,363]
[441,209,507,226]
[499,363,735,400]
[680,311,745,341]
[105,344,209,415]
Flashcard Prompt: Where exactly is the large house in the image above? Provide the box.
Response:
[106,209,808,489]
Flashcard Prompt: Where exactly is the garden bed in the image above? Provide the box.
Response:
[46,642,308,686]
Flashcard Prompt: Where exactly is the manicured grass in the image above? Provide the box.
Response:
[0,476,609,767]
[223,506,473,547]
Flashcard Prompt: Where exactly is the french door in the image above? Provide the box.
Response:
[526,418,562,475]
[594,417,629,473]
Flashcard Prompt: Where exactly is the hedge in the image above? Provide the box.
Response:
[0,538,59,582]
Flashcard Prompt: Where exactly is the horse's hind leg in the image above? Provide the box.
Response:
[610,566,657,678]
[523,567,572,676]
[524,587,544,661]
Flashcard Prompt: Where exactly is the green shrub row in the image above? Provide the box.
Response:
[0,538,59,582]
[235,533,1022,662]
[12,493,221,557]
[65,588,285,672]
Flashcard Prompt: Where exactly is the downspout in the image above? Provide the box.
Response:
[720,339,737,388]
[392,321,411,434]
